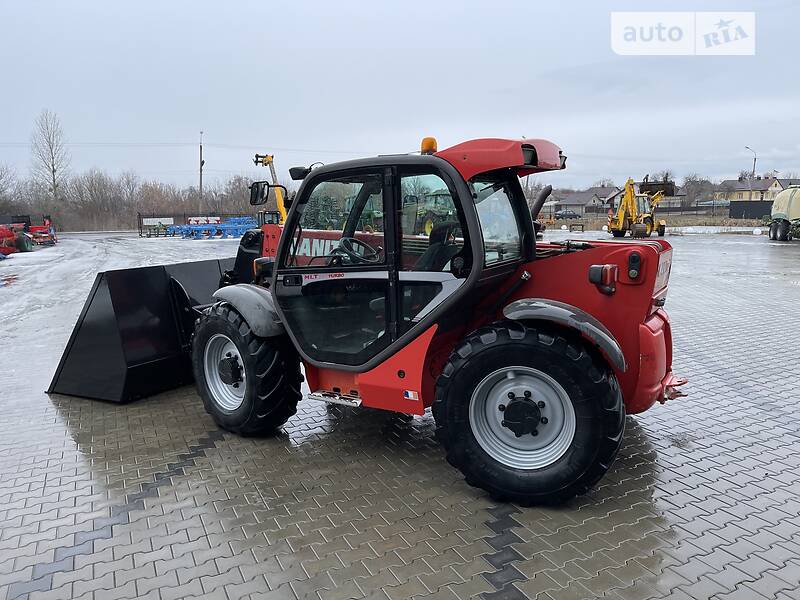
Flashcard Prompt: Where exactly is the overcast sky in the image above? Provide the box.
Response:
[1,0,798,189]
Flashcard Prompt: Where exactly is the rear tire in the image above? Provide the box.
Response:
[769,222,777,240]
[433,321,624,505]
[777,220,790,242]
[611,229,626,238]
[192,303,302,435]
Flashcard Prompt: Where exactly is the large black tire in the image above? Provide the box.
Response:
[777,220,790,242]
[192,303,302,435]
[657,223,666,237]
[769,222,778,240]
[610,229,626,238]
[433,321,624,505]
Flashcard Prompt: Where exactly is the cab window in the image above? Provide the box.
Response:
[399,173,464,272]
[284,172,385,268]
[471,179,521,266]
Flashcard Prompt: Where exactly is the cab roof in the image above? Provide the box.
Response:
[435,138,566,181]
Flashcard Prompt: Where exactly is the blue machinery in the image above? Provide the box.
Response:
[165,217,258,239]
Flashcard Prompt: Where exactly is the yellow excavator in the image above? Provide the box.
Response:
[608,176,673,238]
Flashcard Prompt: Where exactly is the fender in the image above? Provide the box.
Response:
[212,284,285,337]
[503,298,626,372]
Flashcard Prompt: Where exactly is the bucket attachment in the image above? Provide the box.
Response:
[48,258,234,403]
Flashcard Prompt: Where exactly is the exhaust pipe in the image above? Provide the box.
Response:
[48,258,233,403]
[530,185,553,220]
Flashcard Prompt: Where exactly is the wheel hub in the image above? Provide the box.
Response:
[217,355,243,386]
[500,392,544,438]
[203,334,247,412]
[469,366,576,470]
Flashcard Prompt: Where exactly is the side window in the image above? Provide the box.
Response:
[284,173,385,268]
[399,173,463,272]
[471,179,521,266]
[397,172,466,335]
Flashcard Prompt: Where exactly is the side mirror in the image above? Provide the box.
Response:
[249,181,268,205]
[249,181,290,206]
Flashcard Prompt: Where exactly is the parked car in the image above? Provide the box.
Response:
[555,208,580,220]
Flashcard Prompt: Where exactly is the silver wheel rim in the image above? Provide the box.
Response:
[469,366,576,470]
[203,333,246,412]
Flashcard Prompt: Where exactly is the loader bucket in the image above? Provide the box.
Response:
[48,258,234,403]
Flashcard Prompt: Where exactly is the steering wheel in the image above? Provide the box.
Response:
[334,237,381,264]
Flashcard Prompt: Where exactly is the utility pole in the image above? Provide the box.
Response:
[199,130,205,214]
[745,146,757,203]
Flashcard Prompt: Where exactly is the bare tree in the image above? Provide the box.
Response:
[0,164,15,199]
[681,173,715,207]
[30,109,71,205]
[0,164,17,213]
[593,178,615,187]
[651,170,675,183]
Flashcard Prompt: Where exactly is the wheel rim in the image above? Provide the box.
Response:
[469,366,576,470]
[203,333,246,412]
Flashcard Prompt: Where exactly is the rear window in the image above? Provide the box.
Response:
[471,180,521,266]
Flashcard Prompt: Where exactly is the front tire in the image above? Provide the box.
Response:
[433,322,624,505]
[611,229,626,238]
[192,303,302,435]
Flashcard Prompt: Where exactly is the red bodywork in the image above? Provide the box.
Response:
[0,226,17,256]
[29,225,57,245]
[265,138,683,416]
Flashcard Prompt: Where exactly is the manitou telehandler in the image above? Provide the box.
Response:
[50,137,685,504]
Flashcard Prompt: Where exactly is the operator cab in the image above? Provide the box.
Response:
[271,138,557,371]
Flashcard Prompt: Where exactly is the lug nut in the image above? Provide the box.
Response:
[532,430,538,436]
[226,352,232,357]
[524,391,531,398]
[537,401,545,408]
[515,432,523,438]
[541,417,548,424]
[233,383,239,388]
[498,404,506,412]
[501,420,507,427]
[507,392,515,400]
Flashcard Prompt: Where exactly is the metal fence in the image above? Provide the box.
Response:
[582,205,729,217]
[137,212,253,237]
[727,201,773,220]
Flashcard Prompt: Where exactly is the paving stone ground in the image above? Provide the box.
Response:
[2,232,800,600]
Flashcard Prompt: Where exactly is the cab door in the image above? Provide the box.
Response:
[273,168,396,367]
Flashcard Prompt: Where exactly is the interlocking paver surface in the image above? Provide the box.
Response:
[1,231,800,600]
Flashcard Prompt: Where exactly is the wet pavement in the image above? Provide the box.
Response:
[2,231,800,600]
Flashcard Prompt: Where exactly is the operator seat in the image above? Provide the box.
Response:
[414,221,462,272]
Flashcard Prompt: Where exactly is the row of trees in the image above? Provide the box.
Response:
[0,110,265,231]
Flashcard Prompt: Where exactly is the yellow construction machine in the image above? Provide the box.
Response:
[608,176,673,238]
[253,153,288,223]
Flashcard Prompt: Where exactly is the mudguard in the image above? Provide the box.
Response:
[503,298,626,372]
[212,284,285,337]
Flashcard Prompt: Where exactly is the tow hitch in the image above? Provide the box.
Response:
[662,373,688,402]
